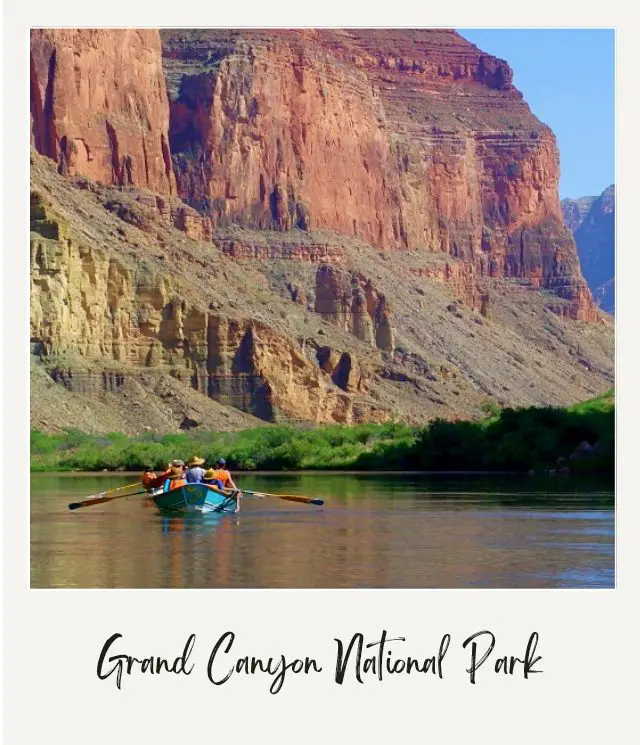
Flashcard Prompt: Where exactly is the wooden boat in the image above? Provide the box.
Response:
[150,483,238,514]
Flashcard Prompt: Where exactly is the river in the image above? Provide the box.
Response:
[30,472,614,589]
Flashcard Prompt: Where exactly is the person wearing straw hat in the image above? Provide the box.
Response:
[142,459,185,490]
[204,458,242,513]
[163,462,187,492]
[203,467,224,489]
[185,456,206,484]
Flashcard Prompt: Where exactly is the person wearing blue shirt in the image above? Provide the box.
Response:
[185,455,206,483]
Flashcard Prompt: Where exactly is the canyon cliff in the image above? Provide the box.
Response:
[162,29,595,320]
[30,29,176,194]
[29,29,614,433]
[563,186,615,314]
[562,195,597,234]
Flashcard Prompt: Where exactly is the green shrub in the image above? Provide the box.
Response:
[30,392,614,477]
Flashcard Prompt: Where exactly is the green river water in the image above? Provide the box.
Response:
[30,472,614,589]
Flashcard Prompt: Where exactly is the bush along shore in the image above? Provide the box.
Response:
[31,391,614,478]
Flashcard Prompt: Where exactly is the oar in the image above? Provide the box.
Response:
[68,488,150,511]
[239,489,324,506]
[79,480,142,501]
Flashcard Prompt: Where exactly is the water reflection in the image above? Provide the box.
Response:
[31,472,614,589]
[161,513,227,535]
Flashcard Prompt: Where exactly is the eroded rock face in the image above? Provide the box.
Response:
[29,149,615,431]
[161,29,595,319]
[103,190,212,241]
[30,29,176,194]
[216,236,346,263]
[410,261,479,309]
[29,30,612,434]
[30,191,385,425]
[314,264,395,351]
[30,28,597,321]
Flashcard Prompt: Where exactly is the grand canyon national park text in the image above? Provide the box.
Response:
[97,630,543,692]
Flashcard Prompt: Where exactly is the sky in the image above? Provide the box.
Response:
[457,29,614,200]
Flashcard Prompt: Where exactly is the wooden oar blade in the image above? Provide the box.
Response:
[242,489,324,506]
[267,494,324,506]
[68,495,115,510]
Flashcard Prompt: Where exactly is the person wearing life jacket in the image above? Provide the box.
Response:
[142,460,185,491]
[163,463,187,492]
[203,467,225,490]
[212,458,238,491]
[204,458,241,512]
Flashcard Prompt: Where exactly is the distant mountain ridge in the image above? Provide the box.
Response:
[562,195,597,233]
[562,185,615,314]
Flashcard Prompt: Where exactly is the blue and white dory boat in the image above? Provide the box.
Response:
[150,483,238,514]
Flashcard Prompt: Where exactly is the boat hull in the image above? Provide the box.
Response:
[150,483,237,514]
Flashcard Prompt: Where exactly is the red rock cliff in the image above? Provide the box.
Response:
[162,29,595,319]
[30,29,176,194]
[29,28,596,321]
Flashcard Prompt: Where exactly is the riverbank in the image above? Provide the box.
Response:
[31,390,613,478]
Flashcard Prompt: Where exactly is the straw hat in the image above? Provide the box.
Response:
[170,459,185,467]
[203,468,217,480]
[187,456,205,467]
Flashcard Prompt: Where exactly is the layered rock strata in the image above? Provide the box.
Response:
[28,29,615,432]
[314,264,395,352]
[29,28,598,320]
[161,29,595,319]
[217,236,346,263]
[30,184,386,425]
[30,151,614,432]
[409,261,479,310]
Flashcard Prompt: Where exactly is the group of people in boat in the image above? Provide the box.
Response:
[141,456,241,500]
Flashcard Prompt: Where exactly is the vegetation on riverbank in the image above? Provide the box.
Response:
[30,390,614,477]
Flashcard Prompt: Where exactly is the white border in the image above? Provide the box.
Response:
[4,2,639,743]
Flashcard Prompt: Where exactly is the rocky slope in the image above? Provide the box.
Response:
[562,186,615,313]
[29,29,614,434]
[30,151,613,433]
